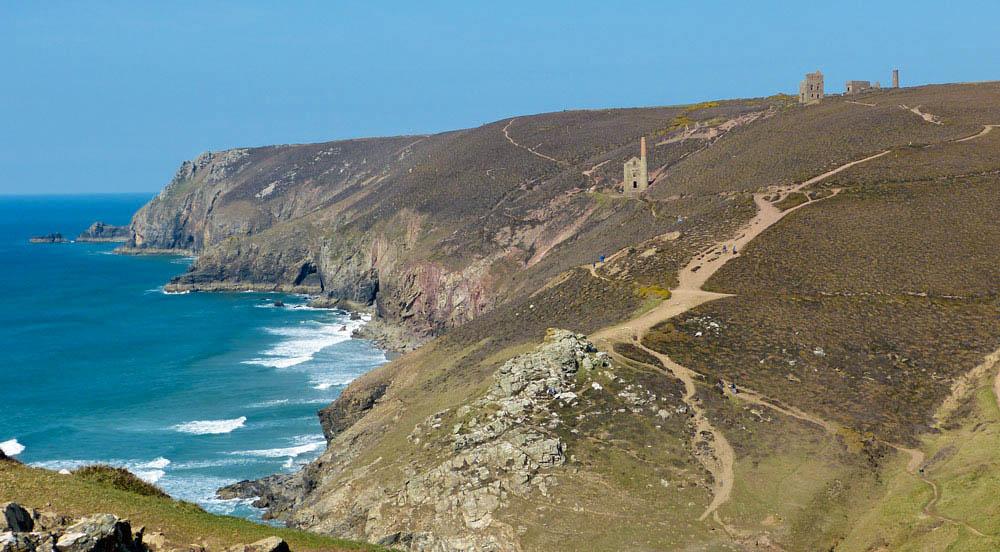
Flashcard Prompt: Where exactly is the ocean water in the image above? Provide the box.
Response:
[0,194,386,519]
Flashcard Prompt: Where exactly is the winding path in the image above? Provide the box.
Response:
[502,118,564,165]
[590,159,873,524]
[587,139,1000,537]
[956,124,999,142]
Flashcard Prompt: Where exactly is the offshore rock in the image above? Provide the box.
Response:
[75,222,129,243]
[28,234,67,244]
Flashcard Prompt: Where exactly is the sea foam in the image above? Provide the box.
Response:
[229,435,325,459]
[242,315,368,369]
[173,416,247,435]
[31,457,170,484]
[0,438,24,456]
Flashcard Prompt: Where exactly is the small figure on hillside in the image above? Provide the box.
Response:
[732,246,737,255]
[730,383,739,394]
[599,255,606,263]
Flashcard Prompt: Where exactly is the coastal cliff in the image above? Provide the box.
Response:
[210,83,1000,551]
[124,100,776,349]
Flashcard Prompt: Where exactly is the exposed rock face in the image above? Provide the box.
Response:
[234,330,611,551]
[222,536,289,552]
[120,102,769,349]
[55,514,143,552]
[1,503,32,532]
[0,505,291,552]
[216,473,305,521]
[317,382,388,442]
[76,222,129,243]
[1,509,143,552]
[28,233,67,244]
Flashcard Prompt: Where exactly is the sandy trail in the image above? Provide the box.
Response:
[900,104,944,125]
[503,118,563,165]
[956,124,998,142]
[585,134,994,534]
[589,152,884,525]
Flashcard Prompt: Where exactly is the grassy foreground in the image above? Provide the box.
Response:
[0,461,382,551]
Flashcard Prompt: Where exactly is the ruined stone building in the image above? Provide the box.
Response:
[623,137,649,197]
[799,71,824,103]
[892,68,900,88]
[846,80,873,94]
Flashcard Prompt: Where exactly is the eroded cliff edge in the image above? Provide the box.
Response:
[122,101,776,350]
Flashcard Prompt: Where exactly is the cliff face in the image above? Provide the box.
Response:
[125,101,776,346]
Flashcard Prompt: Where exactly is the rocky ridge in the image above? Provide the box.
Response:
[220,330,682,551]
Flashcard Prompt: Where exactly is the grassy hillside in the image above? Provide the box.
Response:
[0,460,380,551]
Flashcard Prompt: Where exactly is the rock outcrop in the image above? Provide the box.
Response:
[76,222,130,243]
[28,233,67,244]
[1,509,143,552]
[229,330,619,551]
[0,503,292,552]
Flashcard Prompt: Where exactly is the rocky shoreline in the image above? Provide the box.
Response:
[114,247,197,256]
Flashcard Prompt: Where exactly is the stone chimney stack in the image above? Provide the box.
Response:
[892,69,900,88]
[640,137,647,164]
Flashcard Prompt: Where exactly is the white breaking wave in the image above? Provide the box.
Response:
[229,435,326,459]
[247,398,330,408]
[242,315,369,369]
[31,457,170,484]
[0,438,25,456]
[133,469,166,483]
[141,457,171,469]
[310,375,356,390]
[173,416,247,435]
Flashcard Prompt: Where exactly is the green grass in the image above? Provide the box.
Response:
[837,365,1000,550]
[0,460,382,552]
[72,465,170,498]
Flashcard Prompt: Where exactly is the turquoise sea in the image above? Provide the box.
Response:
[0,194,386,519]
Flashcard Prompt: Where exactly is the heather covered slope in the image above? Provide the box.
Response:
[129,82,1000,550]
[124,98,777,345]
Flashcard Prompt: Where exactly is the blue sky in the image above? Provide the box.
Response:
[2,1,997,194]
